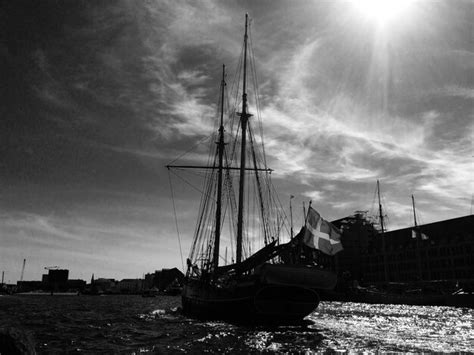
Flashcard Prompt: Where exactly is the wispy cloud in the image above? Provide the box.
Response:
[436,85,474,100]
[247,10,472,225]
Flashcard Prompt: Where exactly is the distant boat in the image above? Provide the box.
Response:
[326,285,446,306]
[16,291,79,296]
[167,14,341,324]
[445,288,474,307]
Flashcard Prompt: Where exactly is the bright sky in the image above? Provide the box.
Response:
[1,0,473,283]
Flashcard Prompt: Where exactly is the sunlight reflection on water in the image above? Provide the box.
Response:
[308,302,474,352]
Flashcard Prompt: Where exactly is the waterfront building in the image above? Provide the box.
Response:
[16,281,43,292]
[330,214,474,290]
[66,279,86,291]
[94,278,116,293]
[42,269,69,291]
[117,278,142,293]
[143,272,155,289]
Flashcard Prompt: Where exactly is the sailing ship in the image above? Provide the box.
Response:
[167,14,341,323]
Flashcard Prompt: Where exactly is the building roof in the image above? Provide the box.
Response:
[376,214,473,250]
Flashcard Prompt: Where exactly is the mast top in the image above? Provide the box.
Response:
[377,180,385,235]
[244,13,249,33]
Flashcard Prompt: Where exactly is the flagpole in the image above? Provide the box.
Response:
[305,201,312,223]
[302,202,306,224]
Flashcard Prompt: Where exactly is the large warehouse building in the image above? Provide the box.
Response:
[328,213,474,290]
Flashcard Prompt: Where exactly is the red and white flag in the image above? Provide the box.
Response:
[303,207,343,255]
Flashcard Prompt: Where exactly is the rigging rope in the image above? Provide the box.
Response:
[167,134,214,167]
[168,168,211,196]
[165,16,296,269]
[248,24,268,168]
[248,124,269,245]
[370,183,378,222]
[167,169,185,272]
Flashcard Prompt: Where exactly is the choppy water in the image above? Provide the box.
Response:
[0,294,472,353]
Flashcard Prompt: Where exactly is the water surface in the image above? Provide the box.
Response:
[0,295,472,353]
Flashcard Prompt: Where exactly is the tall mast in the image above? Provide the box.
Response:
[290,195,294,238]
[412,194,423,280]
[236,14,250,265]
[212,64,226,274]
[377,180,389,283]
[377,180,385,234]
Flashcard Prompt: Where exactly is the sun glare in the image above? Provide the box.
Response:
[350,0,415,26]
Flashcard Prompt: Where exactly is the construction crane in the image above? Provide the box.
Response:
[20,259,26,282]
[44,266,59,270]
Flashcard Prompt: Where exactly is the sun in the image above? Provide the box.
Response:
[349,0,416,26]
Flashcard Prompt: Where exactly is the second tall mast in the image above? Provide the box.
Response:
[236,14,250,265]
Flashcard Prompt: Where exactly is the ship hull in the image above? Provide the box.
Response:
[182,264,336,323]
[182,282,319,323]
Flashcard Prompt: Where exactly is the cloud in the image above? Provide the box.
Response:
[303,190,325,203]
[242,10,472,226]
[437,85,474,100]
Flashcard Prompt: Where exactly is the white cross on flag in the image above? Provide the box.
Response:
[303,207,343,255]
